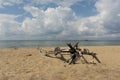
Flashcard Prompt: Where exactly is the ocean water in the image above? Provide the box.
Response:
[0,40,120,48]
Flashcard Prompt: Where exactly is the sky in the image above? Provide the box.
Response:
[0,0,120,40]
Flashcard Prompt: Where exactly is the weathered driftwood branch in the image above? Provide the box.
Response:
[39,42,101,64]
[82,49,101,63]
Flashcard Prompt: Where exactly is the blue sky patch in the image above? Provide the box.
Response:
[71,0,98,17]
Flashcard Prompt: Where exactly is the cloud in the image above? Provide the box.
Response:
[118,14,120,16]
[0,0,120,40]
[22,4,106,39]
[31,0,81,7]
[22,6,78,39]
[95,0,120,35]
[0,14,21,36]
[0,0,23,8]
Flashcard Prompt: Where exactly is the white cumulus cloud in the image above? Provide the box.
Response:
[31,0,81,7]
[0,0,23,8]
[22,6,78,39]
[0,0,120,40]
[95,0,120,36]
[0,14,21,39]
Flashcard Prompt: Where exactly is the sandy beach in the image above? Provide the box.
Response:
[0,46,120,80]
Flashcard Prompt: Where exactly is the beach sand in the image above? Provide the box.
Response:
[0,46,120,80]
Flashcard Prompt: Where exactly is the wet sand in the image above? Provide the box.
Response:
[0,46,120,80]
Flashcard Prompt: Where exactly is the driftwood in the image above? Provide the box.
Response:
[39,42,101,64]
[81,49,101,63]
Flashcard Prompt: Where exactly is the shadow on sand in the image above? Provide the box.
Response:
[45,54,97,65]
[45,54,68,63]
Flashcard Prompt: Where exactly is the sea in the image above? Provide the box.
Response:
[0,40,120,48]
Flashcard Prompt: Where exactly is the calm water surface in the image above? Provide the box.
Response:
[0,40,120,48]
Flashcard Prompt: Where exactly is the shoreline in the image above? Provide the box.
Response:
[0,45,120,48]
[0,40,120,48]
